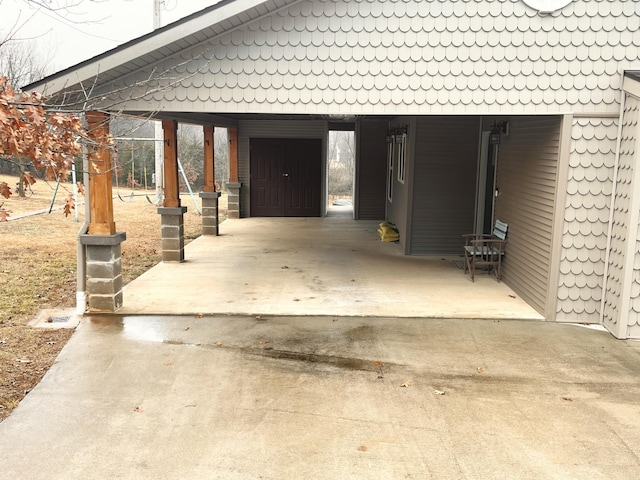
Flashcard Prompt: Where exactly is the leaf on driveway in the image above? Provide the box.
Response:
[134,406,142,413]
[400,380,412,388]
[433,389,445,395]
[562,397,573,402]
[476,367,484,373]
[215,342,223,347]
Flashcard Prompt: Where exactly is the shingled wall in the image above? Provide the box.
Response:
[106,0,640,116]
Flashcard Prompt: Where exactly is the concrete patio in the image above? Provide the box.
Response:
[118,211,543,320]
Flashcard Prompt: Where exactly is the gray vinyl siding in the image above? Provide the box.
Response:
[495,116,561,315]
[410,117,480,255]
[386,117,414,252]
[355,119,387,220]
[238,120,327,218]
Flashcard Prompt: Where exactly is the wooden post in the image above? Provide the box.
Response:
[228,127,239,183]
[203,125,215,193]
[86,111,116,235]
[162,120,181,208]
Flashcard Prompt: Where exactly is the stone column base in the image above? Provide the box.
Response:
[200,191,221,236]
[158,206,188,262]
[80,232,126,312]
[225,182,241,219]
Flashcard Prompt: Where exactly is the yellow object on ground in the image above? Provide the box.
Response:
[378,221,399,242]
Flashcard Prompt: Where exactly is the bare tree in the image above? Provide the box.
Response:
[328,131,355,199]
[0,38,50,91]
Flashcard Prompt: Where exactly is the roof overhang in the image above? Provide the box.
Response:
[23,0,277,98]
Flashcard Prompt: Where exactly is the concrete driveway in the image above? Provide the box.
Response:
[1,314,639,479]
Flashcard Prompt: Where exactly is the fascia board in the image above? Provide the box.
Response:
[27,0,271,96]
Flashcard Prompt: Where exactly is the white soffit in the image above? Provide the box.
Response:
[623,74,640,100]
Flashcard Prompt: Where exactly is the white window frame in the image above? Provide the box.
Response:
[397,133,406,184]
[387,140,394,202]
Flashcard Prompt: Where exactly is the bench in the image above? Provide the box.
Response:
[462,220,508,282]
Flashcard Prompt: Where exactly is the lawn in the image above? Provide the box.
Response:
[0,173,215,421]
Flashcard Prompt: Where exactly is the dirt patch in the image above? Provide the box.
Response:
[0,174,221,422]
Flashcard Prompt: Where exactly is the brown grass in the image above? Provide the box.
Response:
[0,173,216,422]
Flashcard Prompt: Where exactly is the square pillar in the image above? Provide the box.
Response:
[158,206,188,262]
[200,191,221,235]
[80,233,126,312]
[85,111,116,235]
[225,182,241,219]
[162,120,181,208]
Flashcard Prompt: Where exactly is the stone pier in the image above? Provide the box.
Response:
[158,206,188,262]
[200,191,221,235]
[80,232,126,312]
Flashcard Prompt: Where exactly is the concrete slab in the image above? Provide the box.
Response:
[1,315,639,479]
[118,217,542,320]
[28,308,81,329]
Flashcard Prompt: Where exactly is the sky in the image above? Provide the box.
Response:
[0,0,218,73]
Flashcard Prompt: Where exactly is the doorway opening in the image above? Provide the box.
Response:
[327,130,355,217]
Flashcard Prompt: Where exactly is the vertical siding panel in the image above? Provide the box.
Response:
[410,116,480,254]
[495,116,561,315]
[355,119,387,220]
[238,120,327,217]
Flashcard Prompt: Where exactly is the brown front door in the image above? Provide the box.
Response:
[250,138,322,217]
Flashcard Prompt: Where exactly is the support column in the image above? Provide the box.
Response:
[80,233,126,312]
[86,111,116,235]
[82,111,125,312]
[200,125,221,235]
[158,206,188,262]
[200,192,221,236]
[158,120,187,262]
[203,125,215,193]
[162,120,181,208]
[225,127,241,219]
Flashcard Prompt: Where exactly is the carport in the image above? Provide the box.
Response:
[25,0,640,336]
[118,211,542,320]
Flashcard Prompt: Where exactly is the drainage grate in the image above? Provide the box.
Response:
[49,316,70,323]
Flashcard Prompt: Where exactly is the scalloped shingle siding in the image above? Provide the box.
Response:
[110,0,640,114]
[603,97,638,335]
[557,119,617,323]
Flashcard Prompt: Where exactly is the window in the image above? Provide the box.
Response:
[387,135,394,202]
[396,132,406,184]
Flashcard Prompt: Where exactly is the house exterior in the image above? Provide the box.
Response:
[26,0,640,338]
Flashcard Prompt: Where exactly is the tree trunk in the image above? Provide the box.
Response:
[17,158,27,197]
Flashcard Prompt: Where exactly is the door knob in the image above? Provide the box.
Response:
[282,173,289,177]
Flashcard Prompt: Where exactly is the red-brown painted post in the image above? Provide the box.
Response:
[162,120,181,208]
[200,125,221,235]
[228,127,238,184]
[203,125,215,193]
[226,127,241,218]
[85,111,116,235]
